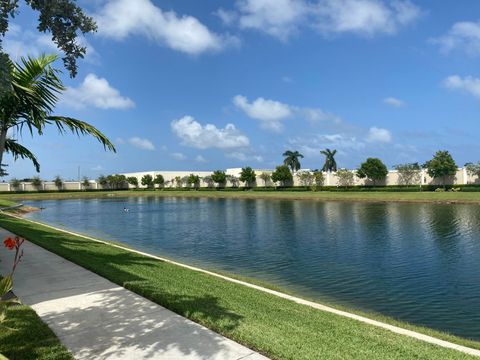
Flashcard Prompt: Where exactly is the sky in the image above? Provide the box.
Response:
[3,0,480,180]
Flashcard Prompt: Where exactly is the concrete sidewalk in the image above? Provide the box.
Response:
[0,230,268,360]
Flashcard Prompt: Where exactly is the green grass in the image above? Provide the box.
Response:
[0,305,72,360]
[2,189,480,204]
[1,215,479,359]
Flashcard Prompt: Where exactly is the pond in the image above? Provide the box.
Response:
[25,197,480,340]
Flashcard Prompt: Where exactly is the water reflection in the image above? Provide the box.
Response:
[26,197,480,340]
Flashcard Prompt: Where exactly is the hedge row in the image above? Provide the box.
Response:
[3,184,480,194]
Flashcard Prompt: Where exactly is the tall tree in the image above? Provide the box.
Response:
[259,172,271,187]
[203,175,214,188]
[394,163,421,186]
[174,176,183,188]
[107,174,126,189]
[320,149,337,172]
[53,175,63,190]
[187,174,200,189]
[271,165,293,187]
[227,175,240,188]
[0,55,115,174]
[127,176,139,188]
[10,177,20,191]
[357,158,388,186]
[31,176,42,190]
[141,174,154,189]
[313,171,325,188]
[239,167,256,188]
[211,170,227,188]
[97,175,108,188]
[282,150,304,172]
[1,0,97,78]
[335,169,355,188]
[423,151,457,188]
[154,174,165,188]
[297,171,314,187]
[81,176,90,190]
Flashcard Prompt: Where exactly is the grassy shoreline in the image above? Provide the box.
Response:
[2,189,480,205]
[0,214,479,359]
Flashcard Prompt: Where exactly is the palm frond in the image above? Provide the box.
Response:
[12,54,63,114]
[4,139,41,172]
[46,116,116,152]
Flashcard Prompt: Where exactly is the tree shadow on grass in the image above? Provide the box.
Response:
[0,306,72,360]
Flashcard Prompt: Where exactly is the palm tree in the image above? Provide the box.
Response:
[0,54,115,174]
[282,150,304,173]
[320,148,337,172]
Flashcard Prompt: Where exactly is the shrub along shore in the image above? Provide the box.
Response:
[0,213,479,359]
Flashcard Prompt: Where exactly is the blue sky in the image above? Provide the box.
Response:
[4,0,480,180]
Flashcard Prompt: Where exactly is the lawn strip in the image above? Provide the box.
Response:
[0,305,73,360]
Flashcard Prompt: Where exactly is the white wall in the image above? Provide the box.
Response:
[3,168,477,192]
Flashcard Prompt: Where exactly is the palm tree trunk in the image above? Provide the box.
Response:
[0,126,8,171]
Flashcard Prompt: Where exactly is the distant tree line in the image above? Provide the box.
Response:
[9,149,466,192]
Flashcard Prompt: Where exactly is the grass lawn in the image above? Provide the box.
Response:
[0,305,72,360]
[2,189,480,204]
[0,214,479,359]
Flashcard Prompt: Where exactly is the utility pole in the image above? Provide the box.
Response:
[78,166,80,182]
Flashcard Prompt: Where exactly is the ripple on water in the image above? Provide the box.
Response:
[25,198,480,340]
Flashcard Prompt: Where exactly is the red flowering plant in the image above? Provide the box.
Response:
[3,236,24,275]
[1,236,25,331]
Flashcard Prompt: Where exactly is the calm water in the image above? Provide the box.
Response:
[25,197,480,340]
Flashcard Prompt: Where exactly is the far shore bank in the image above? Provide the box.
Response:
[2,189,480,205]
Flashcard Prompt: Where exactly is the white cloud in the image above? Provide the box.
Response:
[195,155,207,163]
[289,133,366,156]
[443,75,480,100]
[383,97,406,107]
[367,127,392,143]
[236,0,308,40]
[281,75,293,83]
[233,95,341,131]
[226,152,248,161]
[63,74,134,110]
[303,107,342,123]
[116,137,126,144]
[128,137,155,151]
[314,0,421,36]
[91,165,104,171]
[226,152,264,162]
[225,0,420,40]
[215,8,238,26]
[96,0,232,54]
[4,24,57,60]
[4,24,99,63]
[233,95,292,132]
[171,115,250,149]
[171,152,187,160]
[433,21,480,56]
